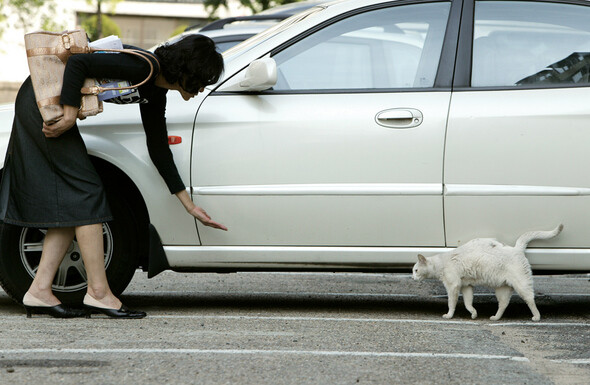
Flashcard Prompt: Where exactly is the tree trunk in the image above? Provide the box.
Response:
[96,0,103,39]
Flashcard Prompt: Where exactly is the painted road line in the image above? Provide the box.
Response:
[125,291,421,298]
[550,359,590,365]
[0,348,529,361]
[148,315,479,325]
[488,322,590,327]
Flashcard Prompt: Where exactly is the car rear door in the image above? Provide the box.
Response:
[192,1,459,247]
[445,0,590,254]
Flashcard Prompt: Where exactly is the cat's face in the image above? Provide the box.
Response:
[412,254,429,281]
[412,263,424,281]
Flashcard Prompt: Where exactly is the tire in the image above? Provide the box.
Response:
[0,195,140,305]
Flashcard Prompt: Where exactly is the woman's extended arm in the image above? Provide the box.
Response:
[140,83,227,231]
[175,189,228,231]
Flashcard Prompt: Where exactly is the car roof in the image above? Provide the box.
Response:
[151,0,330,51]
[186,0,329,33]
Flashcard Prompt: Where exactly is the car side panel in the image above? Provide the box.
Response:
[193,92,449,246]
[444,88,590,248]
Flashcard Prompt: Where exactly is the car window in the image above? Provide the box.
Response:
[223,7,325,60]
[215,40,244,52]
[272,2,450,91]
[472,1,590,87]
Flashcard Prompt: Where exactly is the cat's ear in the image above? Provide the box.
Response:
[417,254,428,265]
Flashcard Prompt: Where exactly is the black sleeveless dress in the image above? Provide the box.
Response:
[0,47,184,228]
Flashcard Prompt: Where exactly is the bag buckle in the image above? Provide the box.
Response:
[62,33,71,50]
[81,86,101,95]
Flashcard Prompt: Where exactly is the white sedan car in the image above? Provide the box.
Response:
[1,0,590,303]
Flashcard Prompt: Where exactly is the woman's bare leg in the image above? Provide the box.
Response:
[76,223,122,309]
[26,227,75,306]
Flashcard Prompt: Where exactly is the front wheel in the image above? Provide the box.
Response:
[0,198,140,304]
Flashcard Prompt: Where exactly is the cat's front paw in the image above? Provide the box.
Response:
[470,311,478,319]
[532,315,541,322]
[490,315,501,321]
[442,313,454,319]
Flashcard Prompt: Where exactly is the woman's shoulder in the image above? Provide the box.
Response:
[122,45,160,71]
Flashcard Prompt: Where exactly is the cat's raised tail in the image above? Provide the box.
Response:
[514,224,563,251]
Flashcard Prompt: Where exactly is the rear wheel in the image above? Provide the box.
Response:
[0,195,140,304]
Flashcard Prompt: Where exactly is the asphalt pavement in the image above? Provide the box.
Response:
[0,271,589,384]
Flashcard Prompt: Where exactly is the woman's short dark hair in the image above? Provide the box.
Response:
[154,34,224,94]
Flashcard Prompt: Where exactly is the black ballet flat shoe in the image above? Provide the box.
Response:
[24,304,86,318]
[84,304,146,319]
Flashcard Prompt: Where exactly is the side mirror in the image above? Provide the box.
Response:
[240,58,277,91]
[218,57,277,92]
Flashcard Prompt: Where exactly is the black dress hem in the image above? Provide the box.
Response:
[0,216,114,229]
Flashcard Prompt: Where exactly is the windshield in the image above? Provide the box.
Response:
[223,6,326,59]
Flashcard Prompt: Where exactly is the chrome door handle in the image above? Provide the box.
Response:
[375,108,423,128]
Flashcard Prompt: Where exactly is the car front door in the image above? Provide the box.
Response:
[445,0,590,255]
[192,1,456,247]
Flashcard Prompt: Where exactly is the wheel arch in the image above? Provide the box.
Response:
[90,156,150,271]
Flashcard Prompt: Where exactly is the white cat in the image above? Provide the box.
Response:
[412,224,563,321]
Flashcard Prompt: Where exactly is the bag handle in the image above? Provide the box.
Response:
[79,48,160,95]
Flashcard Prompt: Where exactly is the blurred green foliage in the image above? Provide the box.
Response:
[0,0,61,38]
[81,14,122,41]
[170,24,188,38]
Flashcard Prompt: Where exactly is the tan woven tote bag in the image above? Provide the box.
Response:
[25,30,157,124]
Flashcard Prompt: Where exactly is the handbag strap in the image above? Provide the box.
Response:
[79,48,160,95]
